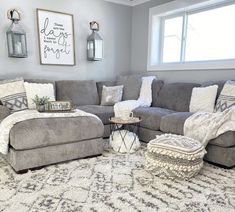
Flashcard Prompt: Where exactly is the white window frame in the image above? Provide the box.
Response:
[147,0,235,71]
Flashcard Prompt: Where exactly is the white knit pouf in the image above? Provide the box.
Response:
[110,130,140,153]
[145,134,207,180]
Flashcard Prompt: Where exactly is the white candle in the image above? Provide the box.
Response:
[88,42,94,58]
[15,42,22,55]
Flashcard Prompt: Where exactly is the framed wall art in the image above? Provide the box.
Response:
[37,9,75,66]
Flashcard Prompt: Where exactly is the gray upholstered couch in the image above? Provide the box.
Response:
[80,75,234,168]
[57,75,234,168]
[0,76,234,172]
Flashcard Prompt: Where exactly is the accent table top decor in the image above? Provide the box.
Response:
[109,117,141,125]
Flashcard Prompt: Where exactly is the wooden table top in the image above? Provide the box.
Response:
[109,117,141,124]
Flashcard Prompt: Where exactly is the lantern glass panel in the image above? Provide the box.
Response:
[13,33,23,55]
[87,40,94,59]
[7,33,14,55]
[95,40,103,60]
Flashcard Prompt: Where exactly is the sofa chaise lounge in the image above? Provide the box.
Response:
[0,79,105,173]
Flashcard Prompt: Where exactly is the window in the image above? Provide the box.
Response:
[185,4,235,62]
[162,16,183,63]
[161,2,235,64]
[148,0,235,70]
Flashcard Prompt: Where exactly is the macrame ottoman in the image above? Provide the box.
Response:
[145,134,207,180]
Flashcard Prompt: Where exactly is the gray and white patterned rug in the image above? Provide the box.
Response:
[0,147,234,212]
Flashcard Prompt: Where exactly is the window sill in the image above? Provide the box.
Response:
[147,60,235,71]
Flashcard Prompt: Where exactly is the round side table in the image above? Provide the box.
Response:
[109,117,141,153]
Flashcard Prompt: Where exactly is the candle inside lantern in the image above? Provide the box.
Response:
[15,42,22,55]
[87,42,94,58]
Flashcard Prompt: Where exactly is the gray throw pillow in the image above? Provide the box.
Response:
[215,80,235,112]
[101,85,124,106]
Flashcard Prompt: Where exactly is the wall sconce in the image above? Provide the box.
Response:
[87,21,103,61]
[6,9,28,58]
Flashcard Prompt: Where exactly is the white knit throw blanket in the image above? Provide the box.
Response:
[0,109,101,155]
[114,76,156,118]
[184,106,235,146]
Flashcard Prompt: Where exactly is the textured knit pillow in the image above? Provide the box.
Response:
[189,85,218,113]
[24,82,55,109]
[215,80,235,112]
[0,78,28,112]
[101,85,123,106]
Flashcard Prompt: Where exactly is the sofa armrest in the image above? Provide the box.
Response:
[0,105,11,120]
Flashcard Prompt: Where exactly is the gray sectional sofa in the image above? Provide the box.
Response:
[0,75,234,172]
[76,75,235,168]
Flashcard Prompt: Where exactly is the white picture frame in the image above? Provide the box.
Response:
[37,9,76,66]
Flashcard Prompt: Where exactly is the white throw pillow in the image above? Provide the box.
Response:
[189,85,218,113]
[24,82,55,109]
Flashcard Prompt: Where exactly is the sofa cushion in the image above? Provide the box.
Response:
[97,81,116,103]
[10,116,104,150]
[153,83,200,112]
[209,131,235,148]
[56,80,99,106]
[161,113,235,148]
[160,112,193,135]
[152,80,164,106]
[77,105,114,124]
[133,107,175,131]
[7,138,104,172]
[116,75,143,100]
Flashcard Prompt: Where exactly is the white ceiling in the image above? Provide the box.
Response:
[104,0,151,6]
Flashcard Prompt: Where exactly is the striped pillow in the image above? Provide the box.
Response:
[0,78,28,112]
[215,80,235,112]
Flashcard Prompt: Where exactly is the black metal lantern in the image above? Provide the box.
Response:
[6,9,27,58]
[87,21,103,61]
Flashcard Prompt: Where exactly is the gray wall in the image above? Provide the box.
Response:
[131,0,235,83]
[0,0,132,81]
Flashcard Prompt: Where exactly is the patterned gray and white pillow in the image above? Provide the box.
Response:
[101,85,123,106]
[215,80,235,112]
[0,78,28,112]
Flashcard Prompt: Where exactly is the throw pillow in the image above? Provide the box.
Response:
[215,80,235,112]
[24,82,55,109]
[101,85,123,106]
[0,78,28,112]
[189,85,218,113]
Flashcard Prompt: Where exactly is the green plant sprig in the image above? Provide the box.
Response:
[32,95,50,106]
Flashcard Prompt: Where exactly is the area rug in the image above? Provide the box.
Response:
[0,147,234,212]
